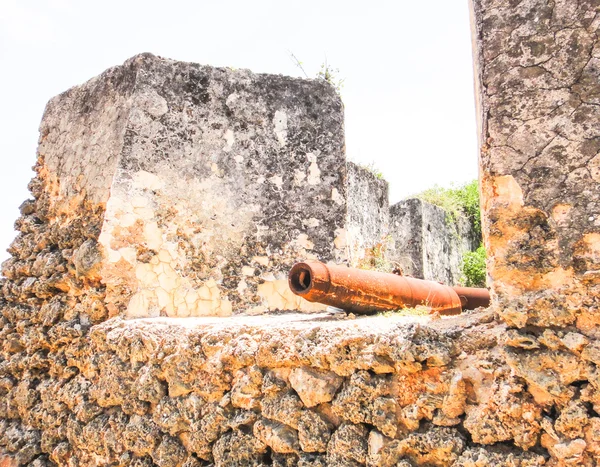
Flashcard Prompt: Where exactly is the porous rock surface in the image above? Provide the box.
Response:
[0,155,561,466]
[472,0,600,328]
[11,53,347,319]
[0,288,555,467]
[345,162,390,268]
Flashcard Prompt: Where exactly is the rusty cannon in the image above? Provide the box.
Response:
[288,261,490,315]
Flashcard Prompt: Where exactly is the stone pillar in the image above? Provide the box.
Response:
[34,53,347,317]
[471,0,600,329]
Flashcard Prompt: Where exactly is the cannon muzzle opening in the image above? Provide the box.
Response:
[289,264,313,294]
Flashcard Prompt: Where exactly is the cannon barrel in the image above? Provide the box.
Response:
[288,261,489,315]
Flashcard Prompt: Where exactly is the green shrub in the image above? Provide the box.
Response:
[316,61,345,95]
[461,244,487,287]
[414,180,487,287]
[413,180,481,238]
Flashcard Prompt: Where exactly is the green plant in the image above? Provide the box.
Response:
[316,59,345,94]
[288,52,344,95]
[288,51,309,78]
[413,180,481,238]
[460,244,487,287]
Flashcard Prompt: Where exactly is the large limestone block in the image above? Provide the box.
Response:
[38,53,346,317]
[471,0,600,326]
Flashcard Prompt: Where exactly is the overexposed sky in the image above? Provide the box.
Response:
[0,0,478,261]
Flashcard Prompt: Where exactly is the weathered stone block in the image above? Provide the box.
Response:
[345,162,389,266]
[38,53,346,317]
[471,0,600,326]
[253,418,300,454]
[388,198,479,284]
[289,367,343,408]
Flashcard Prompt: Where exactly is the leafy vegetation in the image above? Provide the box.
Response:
[460,244,487,287]
[413,180,481,239]
[413,179,487,288]
[316,60,345,94]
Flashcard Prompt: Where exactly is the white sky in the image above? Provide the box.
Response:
[0,0,479,262]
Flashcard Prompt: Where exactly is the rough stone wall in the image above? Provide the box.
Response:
[2,1,600,463]
[471,0,600,327]
[0,148,111,467]
[15,53,348,318]
[389,199,424,279]
[1,295,554,467]
[345,162,390,268]
[468,0,600,464]
[388,199,479,285]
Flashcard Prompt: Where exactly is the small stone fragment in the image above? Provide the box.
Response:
[547,438,587,463]
[504,330,539,350]
[298,410,332,453]
[230,366,263,410]
[562,332,589,353]
[253,418,300,454]
[212,429,267,466]
[152,436,187,467]
[289,367,343,408]
[261,390,303,429]
[554,401,590,440]
[327,423,368,465]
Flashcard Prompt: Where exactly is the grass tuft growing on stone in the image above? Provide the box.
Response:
[378,307,431,317]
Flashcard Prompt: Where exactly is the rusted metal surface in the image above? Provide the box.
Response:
[452,286,491,310]
[288,261,490,315]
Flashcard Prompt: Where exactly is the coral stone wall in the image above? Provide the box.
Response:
[2,0,600,464]
[469,0,600,464]
[29,53,348,319]
[0,303,554,467]
[471,0,600,328]
[345,162,390,268]
[388,199,479,284]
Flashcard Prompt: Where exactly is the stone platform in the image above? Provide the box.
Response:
[48,310,534,466]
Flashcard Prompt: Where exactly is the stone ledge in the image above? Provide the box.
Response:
[88,311,492,379]
[57,309,509,466]
[127,311,433,330]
